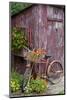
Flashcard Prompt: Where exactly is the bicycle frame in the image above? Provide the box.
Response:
[23,47,63,89]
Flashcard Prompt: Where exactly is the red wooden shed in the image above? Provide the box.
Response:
[11,4,65,75]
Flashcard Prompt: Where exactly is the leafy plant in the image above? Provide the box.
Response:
[10,71,23,92]
[24,79,48,94]
[10,2,32,15]
[11,27,28,52]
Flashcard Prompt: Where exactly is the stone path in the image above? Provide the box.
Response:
[45,76,64,95]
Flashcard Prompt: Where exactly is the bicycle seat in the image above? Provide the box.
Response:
[44,55,52,60]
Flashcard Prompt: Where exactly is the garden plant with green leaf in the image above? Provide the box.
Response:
[24,79,48,94]
[11,27,28,52]
[10,71,23,92]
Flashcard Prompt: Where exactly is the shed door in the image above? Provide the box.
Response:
[47,6,64,67]
[47,21,64,66]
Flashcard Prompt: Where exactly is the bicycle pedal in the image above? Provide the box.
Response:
[41,75,47,79]
[26,64,30,67]
[56,70,63,74]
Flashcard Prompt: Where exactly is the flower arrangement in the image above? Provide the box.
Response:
[26,48,47,62]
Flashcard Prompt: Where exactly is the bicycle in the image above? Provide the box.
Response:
[22,48,63,91]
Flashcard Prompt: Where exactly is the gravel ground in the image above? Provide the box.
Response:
[45,76,64,95]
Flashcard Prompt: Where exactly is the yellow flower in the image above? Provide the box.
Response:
[42,85,44,88]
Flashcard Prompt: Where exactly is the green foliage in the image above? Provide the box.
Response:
[10,71,23,92]
[10,2,32,15]
[24,79,48,94]
[11,27,28,52]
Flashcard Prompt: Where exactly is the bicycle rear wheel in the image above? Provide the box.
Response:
[47,60,63,83]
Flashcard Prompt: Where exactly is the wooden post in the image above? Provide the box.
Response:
[28,27,33,49]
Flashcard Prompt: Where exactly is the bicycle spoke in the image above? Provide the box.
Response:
[47,60,63,83]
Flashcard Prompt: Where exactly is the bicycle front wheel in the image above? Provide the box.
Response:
[47,60,63,83]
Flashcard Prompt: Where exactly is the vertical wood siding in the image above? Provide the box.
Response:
[47,6,64,67]
[11,5,64,74]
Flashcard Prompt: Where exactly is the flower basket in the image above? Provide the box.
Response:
[26,48,47,63]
